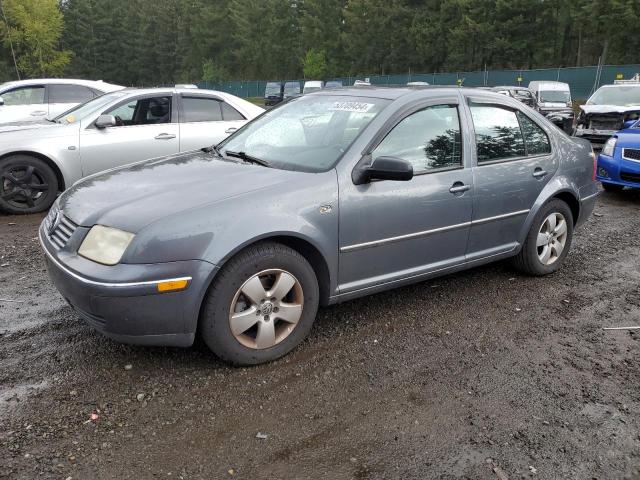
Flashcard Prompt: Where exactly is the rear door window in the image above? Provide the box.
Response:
[469,104,525,163]
[49,84,95,104]
[2,86,45,105]
[182,97,222,122]
[517,112,551,155]
[221,102,245,121]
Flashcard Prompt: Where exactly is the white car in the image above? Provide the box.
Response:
[302,80,324,94]
[0,78,124,124]
[0,88,264,214]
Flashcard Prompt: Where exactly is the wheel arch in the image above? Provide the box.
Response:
[518,186,580,251]
[551,190,580,226]
[0,150,66,192]
[205,233,334,308]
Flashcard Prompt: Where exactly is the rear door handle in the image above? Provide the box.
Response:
[224,127,238,134]
[155,133,176,140]
[533,168,548,178]
[449,183,471,194]
[30,110,47,116]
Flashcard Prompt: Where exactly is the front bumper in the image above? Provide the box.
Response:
[574,127,617,149]
[40,226,217,347]
[597,153,640,188]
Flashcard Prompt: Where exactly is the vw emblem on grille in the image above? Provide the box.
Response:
[48,210,61,236]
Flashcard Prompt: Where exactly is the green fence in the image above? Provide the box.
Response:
[198,64,640,101]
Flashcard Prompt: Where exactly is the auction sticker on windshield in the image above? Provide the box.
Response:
[330,101,375,113]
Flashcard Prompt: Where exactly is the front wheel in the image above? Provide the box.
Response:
[512,199,574,276]
[200,242,319,365]
[0,155,58,214]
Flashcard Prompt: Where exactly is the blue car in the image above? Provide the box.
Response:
[597,119,640,191]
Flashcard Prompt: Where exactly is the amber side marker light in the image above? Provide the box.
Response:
[157,279,190,293]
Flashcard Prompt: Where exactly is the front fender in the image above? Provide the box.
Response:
[0,136,81,189]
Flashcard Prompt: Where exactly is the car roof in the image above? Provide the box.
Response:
[311,85,465,100]
[492,85,531,90]
[0,78,123,90]
[598,83,640,88]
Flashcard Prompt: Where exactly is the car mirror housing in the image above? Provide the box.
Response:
[95,114,117,129]
[353,155,414,185]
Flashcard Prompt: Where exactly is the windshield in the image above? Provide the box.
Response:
[218,95,389,172]
[587,86,640,106]
[265,83,281,95]
[284,82,300,95]
[53,91,128,124]
[539,90,571,103]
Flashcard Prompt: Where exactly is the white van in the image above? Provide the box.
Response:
[303,81,324,94]
[528,81,574,132]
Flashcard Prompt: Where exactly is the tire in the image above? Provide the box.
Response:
[601,182,624,193]
[200,242,319,366]
[512,199,574,276]
[0,155,58,214]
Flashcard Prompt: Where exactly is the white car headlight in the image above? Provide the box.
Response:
[78,225,135,265]
[602,137,617,157]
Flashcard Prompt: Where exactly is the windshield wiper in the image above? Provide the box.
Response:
[224,150,271,168]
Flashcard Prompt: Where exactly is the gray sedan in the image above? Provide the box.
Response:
[40,87,598,365]
[0,88,263,214]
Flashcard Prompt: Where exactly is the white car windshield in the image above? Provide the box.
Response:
[539,90,571,103]
[587,86,640,106]
[53,91,129,124]
[218,95,390,172]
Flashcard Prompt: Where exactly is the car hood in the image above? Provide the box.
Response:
[613,129,640,147]
[580,104,640,115]
[59,150,310,232]
[0,120,61,133]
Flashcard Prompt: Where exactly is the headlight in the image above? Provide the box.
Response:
[78,225,135,265]
[602,137,617,157]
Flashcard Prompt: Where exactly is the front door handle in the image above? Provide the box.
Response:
[533,167,548,178]
[30,110,47,116]
[225,127,238,134]
[155,133,176,140]
[449,182,471,194]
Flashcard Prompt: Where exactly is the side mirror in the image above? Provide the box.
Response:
[353,155,413,185]
[95,114,116,129]
[0,96,4,106]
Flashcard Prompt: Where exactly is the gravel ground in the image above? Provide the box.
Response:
[1,191,639,480]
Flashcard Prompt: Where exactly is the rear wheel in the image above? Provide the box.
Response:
[512,199,573,276]
[0,155,58,214]
[200,242,319,365]
[601,182,624,193]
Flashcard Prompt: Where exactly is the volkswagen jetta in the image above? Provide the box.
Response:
[40,87,598,365]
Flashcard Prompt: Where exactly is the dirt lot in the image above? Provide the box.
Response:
[1,191,639,480]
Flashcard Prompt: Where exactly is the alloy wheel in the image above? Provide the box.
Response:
[229,269,304,349]
[536,212,568,266]
[1,165,49,210]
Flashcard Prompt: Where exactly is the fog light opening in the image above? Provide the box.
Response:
[597,167,609,178]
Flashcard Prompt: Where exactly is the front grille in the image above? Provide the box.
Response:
[620,171,640,183]
[589,117,622,130]
[623,148,640,162]
[45,211,78,250]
